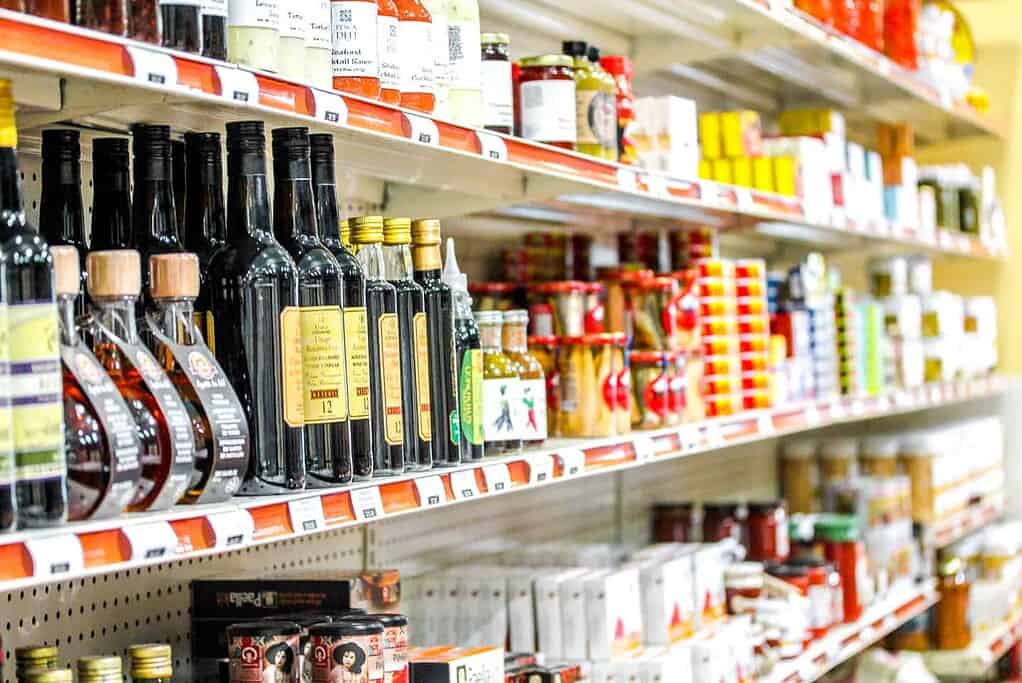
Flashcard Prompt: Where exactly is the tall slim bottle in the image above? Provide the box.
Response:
[131,125,183,294]
[208,121,306,494]
[183,131,227,348]
[446,0,481,126]
[443,238,483,461]
[350,216,404,476]
[411,219,457,466]
[39,129,87,313]
[382,218,431,471]
[90,138,132,251]
[0,81,18,532]
[271,127,352,487]
[310,134,374,481]
[0,80,66,528]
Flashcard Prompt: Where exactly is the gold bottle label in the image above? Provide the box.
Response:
[413,312,432,441]
[378,313,404,445]
[280,306,305,427]
[299,305,348,424]
[344,307,371,420]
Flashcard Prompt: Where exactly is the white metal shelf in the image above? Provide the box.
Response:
[922,609,1022,679]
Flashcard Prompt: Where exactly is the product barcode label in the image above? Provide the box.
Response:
[556,448,586,477]
[311,88,348,125]
[476,131,508,161]
[125,46,178,87]
[351,486,385,521]
[526,454,554,484]
[207,509,255,549]
[123,521,180,560]
[214,65,260,103]
[403,112,439,146]
[25,535,83,577]
[288,496,326,533]
[413,475,447,508]
[482,463,512,493]
[450,469,480,501]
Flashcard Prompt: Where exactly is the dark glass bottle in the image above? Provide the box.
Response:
[0,82,66,529]
[161,1,201,53]
[411,219,458,466]
[39,129,87,315]
[172,139,187,235]
[183,131,226,348]
[350,216,404,477]
[271,127,352,488]
[0,82,18,532]
[76,0,126,35]
[208,121,306,494]
[443,239,484,461]
[131,124,183,293]
[200,0,228,60]
[127,0,160,44]
[310,134,373,481]
[90,138,132,251]
[382,218,431,471]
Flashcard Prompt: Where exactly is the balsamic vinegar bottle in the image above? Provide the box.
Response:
[382,218,432,471]
[90,138,133,251]
[0,80,66,528]
[183,131,226,349]
[411,219,459,467]
[310,134,373,481]
[350,216,404,477]
[39,129,88,313]
[271,127,352,487]
[131,124,183,292]
[207,121,306,494]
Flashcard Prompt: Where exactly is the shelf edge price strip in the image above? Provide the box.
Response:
[633,434,657,461]
[207,509,255,549]
[557,448,586,477]
[351,486,385,521]
[25,534,84,577]
[526,453,555,484]
[214,65,260,104]
[482,463,512,493]
[476,131,508,162]
[450,468,480,501]
[403,113,440,146]
[288,496,327,533]
[124,45,178,87]
[122,520,180,561]
[413,475,448,508]
[311,88,348,125]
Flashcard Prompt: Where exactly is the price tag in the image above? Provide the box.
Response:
[703,423,726,448]
[735,187,754,211]
[123,521,179,561]
[557,448,586,477]
[351,486,385,521]
[288,496,326,533]
[403,112,439,146]
[804,404,822,426]
[829,401,847,421]
[633,435,657,460]
[311,88,348,125]
[527,454,555,484]
[450,469,480,501]
[643,173,669,198]
[482,463,512,493]
[214,65,260,104]
[476,131,508,161]
[698,180,719,205]
[824,637,842,663]
[757,414,775,436]
[850,399,865,417]
[207,509,254,549]
[617,167,639,193]
[929,385,943,403]
[798,660,817,682]
[679,425,701,451]
[125,45,178,87]
[413,475,447,508]
[25,534,84,577]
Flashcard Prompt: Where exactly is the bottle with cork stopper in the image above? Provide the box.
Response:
[147,252,250,504]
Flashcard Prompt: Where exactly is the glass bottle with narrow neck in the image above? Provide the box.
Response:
[39,129,87,315]
[272,127,352,487]
[90,138,132,251]
[0,81,65,529]
[0,88,13,530]
[351,216,404,476]
[475,311,522,456]
[131,124,183,292]
[382,218,431,471]
[443,238,483,461]
[208,121,306,494]
[411,219,457,466]
[310,134,373,480]
[183,131,226,348]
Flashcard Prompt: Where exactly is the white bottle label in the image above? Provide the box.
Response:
[279,4,305,39]
[481,59,512,128]
[400,20,434,94]
[378,14,400,91]
[202,0,228,17]
[520,378,547,441]
[447,19,480,89]
[520,79,577,144]
[482,377,521,443]
[228,0,279,29]
[331,0,379,78]
[430,12,449,115]
[307,0,331,48]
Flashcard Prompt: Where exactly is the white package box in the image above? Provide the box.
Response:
[638,554,696,646]
[585,566,645,660]
[561,570,595,659]
[535,568,588,659]
[507,569,539,653]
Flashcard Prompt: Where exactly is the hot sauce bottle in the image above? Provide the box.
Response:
[382,217,431,471]
[377,0,401,105]
[147,252,250,504]
[350,216,404,476]
[310,134,373,481]
[207,121,306,494]
[394,0,435,113]
[53,246,141,521]
[85,250,195,511]
[271,127,352,488]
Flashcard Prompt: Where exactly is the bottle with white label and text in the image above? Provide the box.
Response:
[420,0,449,118]
[278,2,306,80]
[501,310,546,446]
[394,0,434,113]
[377,0,400,104]
[228,0,280,72]
[306,0,333,88]
[475,310,521,456]
[331,0,381,99]
[446,0,481,126]
[481,32,512,133]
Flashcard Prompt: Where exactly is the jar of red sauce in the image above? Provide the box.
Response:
[652,502,693,543]
[816,514,866,623]
[789,558,833,639]
[766,562,810,595]
[702,502,744,543]
[518,55,577,150]
[394,0,435,113]
[747,501,790,563]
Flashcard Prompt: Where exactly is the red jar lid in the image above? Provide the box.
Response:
[469,281,518,294]
[640,276,677,292]
[528,335,560,346]
[530,280,588,294]
[583,282,605,294]
[599,54,633,77]
[629,351,667,364]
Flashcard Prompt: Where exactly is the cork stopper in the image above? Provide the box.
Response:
[350,216,384,245]
[382,217,411,245]
[410,218,442,245]
[86,250,141,299]
[50,246,81,297]
[149,253,200,300]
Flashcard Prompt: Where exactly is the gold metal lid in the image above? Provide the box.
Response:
[50,245,80,297]
[129,644,172,661]
[339,218,351,243]
[86,250,141,299]
[410,218,442,245]
[350,215,384,245]
[481,32,510,45]
[16,646,58,661]
[520,54,574,69]
[382,217,411,245]
[149,253,200,300]
[77,656,122,674]
[21,668,73,683]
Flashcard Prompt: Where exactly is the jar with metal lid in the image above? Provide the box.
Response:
[518,55,577,149]
[664,352,685,427]
[227,621,302,683]
[652,502,694,543]
[610,332,630,434]
[629,351,669,429]
[375,614,408,683]
[308,619,384,683]
[476,311,523,456]
[702,502,743,543]
[528,336,560,437]
[633,276,679,351]
[859,435,900,477]
[528,281,587,336]
[469,281,519,311]
[781,439,819,514]
[747,501,789,563]
[725,562,764,615]
[589,333,620,437]
[481,33,513,134]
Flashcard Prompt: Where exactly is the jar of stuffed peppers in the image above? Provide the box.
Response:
[629,351,669,429]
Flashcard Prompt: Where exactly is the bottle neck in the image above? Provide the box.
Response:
[382,243,413,282]
[40,155,85,246]
[273,157,320,242]
[94,296,140,344]
[0,147,26,231]
[151,298,198,345]
[91,162,132,251]
[133,153,181,251]
[355,242,386,281]
[312,180,343,246]
[412,243,442,275]
[479,323,502,351]
[227,150,273,243]
[95,160,131,194]
[58,293,78,346]
[185,153,226,252]
[502,322,527,353]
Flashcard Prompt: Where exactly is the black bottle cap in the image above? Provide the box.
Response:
[272,127,310,165]
[587,45,601,62]
[562,40,587,57]
[184,131,222,154]
[226,120,266,152]
[131,124,171,154]
[93,137,129,163]
[42,129,80,160]
[309,133,334,162]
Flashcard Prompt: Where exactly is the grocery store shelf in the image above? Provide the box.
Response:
[921,495,1006,550]
[922,610,1022,679]
[761,581,940,683]
[0,376,1004,591]
[0,11,1004,261]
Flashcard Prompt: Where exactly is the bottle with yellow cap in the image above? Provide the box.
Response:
[310,134,373,481]
[0,78,66,529]
[271,127,353,487]
[146,252,251,503]
[350,216,405,476]
[383,217,432,471]
[129,643,172,683]
[207,121,306,494]
[15,645,59,681]
[85,249,195,511]
[52,246,141,521]
[77,655,122,683]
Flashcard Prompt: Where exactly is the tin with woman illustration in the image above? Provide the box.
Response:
[309,619,385,683]
[227,621,302,683]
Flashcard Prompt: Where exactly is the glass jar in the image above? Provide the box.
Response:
[394,0,435,114]
[502,310,547,447]
[127,0,160,43]
[469,281,519,311]
[725,562,764,615]
[562,40,603,159]
[789,558,832,639]
[24,0,68,20]
[590,334,619,438]
[610,333,630,435]
[161,1,201,52]
[475,311,523,456]
[557,336,596,438]
[597,267,627,334]
[652,502,693,543]
[331,0,383,99]
[528,336,559,437]
[816,514,867,623]
[529,281,587,336]
[781,440,819,514]
[201,0,228,60]
[629,351,668,430]
[860,435,900,477]
[747,501,790,563]
[702,502,743,543]
[633,276,678,351]
[518,54,577,149]
[481,33,513,134]
[935,557,971,650]
[77,0,126,34]
[819,437,857,485]
[766,562,810,595]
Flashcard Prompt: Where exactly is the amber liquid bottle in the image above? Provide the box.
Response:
[131,124,183,295]
[310,134,373,481]
[90,138,133,251]
[350,216,404,477]
[39,129,87,314]
[272,127,352,487]
[183,131,226,347]
[208,121,306,494]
